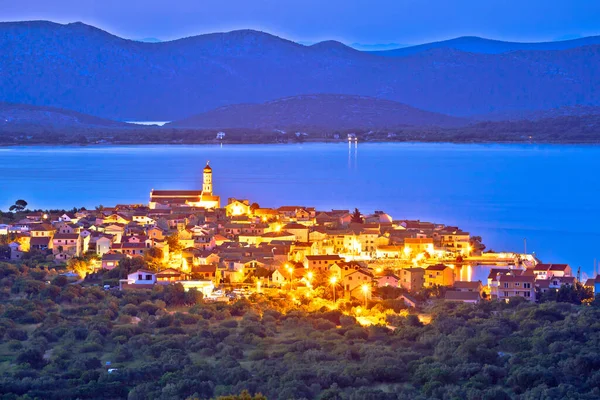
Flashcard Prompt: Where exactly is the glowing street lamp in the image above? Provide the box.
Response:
[329,275,338,303]
[361,284,370,307]
[285,264,294,289]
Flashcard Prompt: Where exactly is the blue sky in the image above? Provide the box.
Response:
[1,0,599,44]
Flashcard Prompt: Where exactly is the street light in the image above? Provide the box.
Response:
[285,264,294,289]
[329,276,338,303]
[361,284,370,307]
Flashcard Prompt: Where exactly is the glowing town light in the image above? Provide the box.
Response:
[329,275,338,303]
[361,284,370,307]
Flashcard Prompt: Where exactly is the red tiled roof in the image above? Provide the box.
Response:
[445,291,480,301]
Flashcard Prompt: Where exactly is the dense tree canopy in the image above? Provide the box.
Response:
[1,262,600,399]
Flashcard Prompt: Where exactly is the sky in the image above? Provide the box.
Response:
[1,0,600,45]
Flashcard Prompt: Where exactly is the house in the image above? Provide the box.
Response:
[532,264,572,280]
[192,265,222,285]
[342,269,373,299]
[156,268,188,284]
[404,238,435,256]
[584,275,600,294]
[29,224,55,238]
[95,236,113,256]
[147,226,166,240]
[444,290,481,303]
[104,224,125,243]
[271,268,289,287]
[9,242,23,260]
[52,233,82,258]
[225,199,251,217]
[453,280,483,294]
[377,274,400,288]
[425,264,454,287]
[398,294,419,308]
[537,276,577,294]
[399,268,425,291]
[376,245,403,259]
[303,255,343,272]
[111,242,148,257]
[194,251,220,266]
[282,223,310,242]
[120,269,157,289]
[496,271,535,302]
[101,253,125,270]
[30,237,52,251]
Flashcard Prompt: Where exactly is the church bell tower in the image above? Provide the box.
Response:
[202,162,212,194]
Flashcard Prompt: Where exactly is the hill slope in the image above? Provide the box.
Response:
[372,35,600,56]
[169,94,467,129]
[0,102,130,129]
[1,21,600,120]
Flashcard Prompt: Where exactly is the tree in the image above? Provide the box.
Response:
[68,257,93,278]
[215,391,266,400]
[9,199,28,212]
[351,208,363,224]
[166,233,183,254]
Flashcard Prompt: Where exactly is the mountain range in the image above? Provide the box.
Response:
[1,21,600,123]
[169,94,466,130]
[372,35,600,56]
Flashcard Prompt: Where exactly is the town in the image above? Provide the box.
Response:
[1,162,596,315]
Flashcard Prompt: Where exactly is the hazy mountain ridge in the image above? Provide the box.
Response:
[0,102,131,128]
[373,35,600,56]
[168,94,468,129]
[1,21,600,121]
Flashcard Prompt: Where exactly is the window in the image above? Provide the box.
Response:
[523,283,531,289]
[515,282,520,287]
[504,282,509,288]
[145,274,152,280]
[524,291,531,297]
[503,291,509,297]
[138,274,142,280]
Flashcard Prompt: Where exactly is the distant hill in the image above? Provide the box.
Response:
[372,35,600,56]
[473,105,600,122]
[0,102,130,129]
[1,21,600,120]
[168,94,467,129]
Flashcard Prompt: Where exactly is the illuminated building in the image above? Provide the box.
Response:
[149,162,221,209]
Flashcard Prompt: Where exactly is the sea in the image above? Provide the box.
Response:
[0,142,599,276]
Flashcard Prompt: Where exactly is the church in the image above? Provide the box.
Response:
[149,162,221,209]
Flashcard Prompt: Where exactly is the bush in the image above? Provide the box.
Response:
[5,328,28,341]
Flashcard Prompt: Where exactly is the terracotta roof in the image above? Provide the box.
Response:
[306,255,343,261]
[426,264,450,271]
[453,281,482,290]
[30,237,51,245]
[151,190,203,197]
[445,291,481,301]
[30,224,54,232]
[53,234,79,240]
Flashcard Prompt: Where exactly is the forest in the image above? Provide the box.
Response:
[2,262,600,400]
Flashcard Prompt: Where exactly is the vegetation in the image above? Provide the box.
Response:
[8,200,28,213]
[2,262,600,399]
[350,208,363,224]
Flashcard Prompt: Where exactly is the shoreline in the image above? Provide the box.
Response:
[3,139,600,147]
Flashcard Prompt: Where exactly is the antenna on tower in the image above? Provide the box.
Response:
[594,259,597,277]
[577,266,581,282]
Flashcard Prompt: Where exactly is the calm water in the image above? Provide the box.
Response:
[1,143,599,275]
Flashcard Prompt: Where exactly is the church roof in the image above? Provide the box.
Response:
[204,164,212,172]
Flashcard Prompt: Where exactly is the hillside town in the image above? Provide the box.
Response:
[1,162,593,309]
